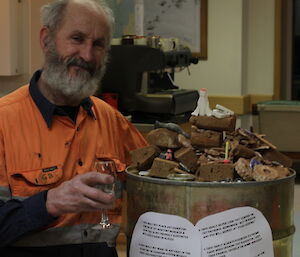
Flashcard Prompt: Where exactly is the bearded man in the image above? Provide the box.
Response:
[0,0,147,256]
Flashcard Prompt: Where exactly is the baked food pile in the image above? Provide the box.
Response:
[130,116,293,182]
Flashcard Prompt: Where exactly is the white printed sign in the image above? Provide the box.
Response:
[129,207,274,257]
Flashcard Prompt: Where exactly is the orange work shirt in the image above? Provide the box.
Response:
[0,84,147,246]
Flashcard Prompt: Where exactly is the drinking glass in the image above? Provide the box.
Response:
[92,159,117,230]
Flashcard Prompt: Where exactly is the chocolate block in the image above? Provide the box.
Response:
[196,162,235,181]
[146,128,181,148]
[149,158,179,178]
[130,145,161,170]
[174,147,198,172]
[191,126,222,148]
[190,115,236,132]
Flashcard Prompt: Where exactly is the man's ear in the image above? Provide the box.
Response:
[40,26,50,51]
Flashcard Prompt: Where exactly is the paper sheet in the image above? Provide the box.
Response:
[129,212,200,257]
[129,207,274,257]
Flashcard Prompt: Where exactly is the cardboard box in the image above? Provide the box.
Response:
[257,101,300,152]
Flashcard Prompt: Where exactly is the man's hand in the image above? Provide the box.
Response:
[46,172,115,217]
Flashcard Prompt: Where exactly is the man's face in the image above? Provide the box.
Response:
[42,2,110,104]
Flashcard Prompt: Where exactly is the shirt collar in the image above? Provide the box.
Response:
[29,70,96,128]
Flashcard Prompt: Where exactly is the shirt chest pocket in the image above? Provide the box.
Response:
[9,165,63,197]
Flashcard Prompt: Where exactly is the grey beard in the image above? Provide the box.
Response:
[41,41,107,104]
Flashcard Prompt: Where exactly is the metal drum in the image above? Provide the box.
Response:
[125,167,296,257]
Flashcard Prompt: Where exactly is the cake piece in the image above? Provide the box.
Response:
[177,134,192,148]
[190,126,222,148]
[189,115,236,132]
[196,162,235,181]
[252,165,279,181]
[146,128,181,148]
[197,154,210,165]
[230,142,256,159]
[259,148,293,168]
[174,147,198,173]
[130,145,161,170]
[235,157,254,181]
[204,147,225,157]
[148,158,179,178]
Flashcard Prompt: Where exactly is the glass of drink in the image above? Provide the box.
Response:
[92,159,117,230]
